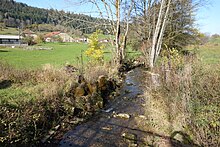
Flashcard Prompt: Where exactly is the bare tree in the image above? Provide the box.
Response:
[69,0,134,66]
[93,0,134,65]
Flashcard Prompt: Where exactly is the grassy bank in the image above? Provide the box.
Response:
[198,44,220,64]
[143,42,220,146]
[0,61,120,145]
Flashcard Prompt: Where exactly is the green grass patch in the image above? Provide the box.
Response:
[209,37,220,44]
[0,42,141,69]
[198,45,220,65]
[0,42,114,69]
[0,27,19,35]
[0,86,35,107]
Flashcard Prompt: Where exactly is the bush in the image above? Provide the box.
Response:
[85,30,104,63]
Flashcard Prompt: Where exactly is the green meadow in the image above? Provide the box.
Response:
[0,42,110,69]
[198,37,220,65]
[0,42,141,69]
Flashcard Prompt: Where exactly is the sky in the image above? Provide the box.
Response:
[15,0,220,35]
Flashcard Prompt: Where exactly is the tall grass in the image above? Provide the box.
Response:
[0,62,75,145]
[148,55,220,146]
[0,60,119,145]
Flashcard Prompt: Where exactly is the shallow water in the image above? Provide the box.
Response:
[59,68,148,147]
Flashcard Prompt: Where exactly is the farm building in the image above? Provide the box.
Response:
[23,29,38,39]
[44,32,75,42]
[0,35,24,46]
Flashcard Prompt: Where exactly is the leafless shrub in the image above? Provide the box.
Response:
[83,63,118,83]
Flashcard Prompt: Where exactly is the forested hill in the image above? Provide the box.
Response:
[0,0,106,33]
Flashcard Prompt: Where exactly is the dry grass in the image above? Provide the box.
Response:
[0,61,119,145]
[142,56,220,146]
[83,63,119,83]
[0,62,75,145]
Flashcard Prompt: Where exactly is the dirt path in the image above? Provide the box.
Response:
[59,68,187,147]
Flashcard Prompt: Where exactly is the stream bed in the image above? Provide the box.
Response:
[59,68,148,147]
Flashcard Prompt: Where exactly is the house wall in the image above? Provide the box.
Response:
[0,38,20,44]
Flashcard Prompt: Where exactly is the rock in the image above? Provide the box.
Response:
[126,82,133,86]
[121,132,138,146]
[101,127,112,131]
[113,113,130,119]
[98,75,107,90]
[104,108,114,113]
[87,82,98,94]
[125,90,131,94]
[138,115,147,119]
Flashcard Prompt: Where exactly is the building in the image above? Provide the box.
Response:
[0,35,25,46]
[23,29,38,39]
[59,33,75,42]
[44,32,75,43]
[73,38,88,43]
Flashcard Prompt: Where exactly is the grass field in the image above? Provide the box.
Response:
[0,27,19,35]
[197,37,220,65]
[0,42,114,69]
[0,42,141,69]
[198,44,220,64]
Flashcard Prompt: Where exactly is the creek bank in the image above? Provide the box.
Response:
[59,67,146,147]
[44,62,144,145]
[64,60,145,117]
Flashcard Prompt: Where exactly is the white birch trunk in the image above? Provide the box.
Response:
[115,0,121,64]
[149,0,166,68]
[155,0,172,60]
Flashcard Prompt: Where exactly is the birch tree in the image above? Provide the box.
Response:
[131,0,201,68]
[150,0,172,67]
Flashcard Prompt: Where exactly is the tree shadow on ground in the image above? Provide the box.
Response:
[57,115,199,147]
[171,131,199,147]
[0,50,10,52]
[0,80,12,89]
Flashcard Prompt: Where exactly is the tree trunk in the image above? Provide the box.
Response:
[115,0,122,65]
[149,0,166,68]
[155,0,172,60]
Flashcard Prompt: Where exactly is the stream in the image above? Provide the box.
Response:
[59,68,148,147]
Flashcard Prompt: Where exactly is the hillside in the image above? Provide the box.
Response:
[0,0,108,34]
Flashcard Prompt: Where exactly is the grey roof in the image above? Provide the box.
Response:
[0,35,22,39]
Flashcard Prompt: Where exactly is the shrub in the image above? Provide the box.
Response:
[85,30,104,62]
